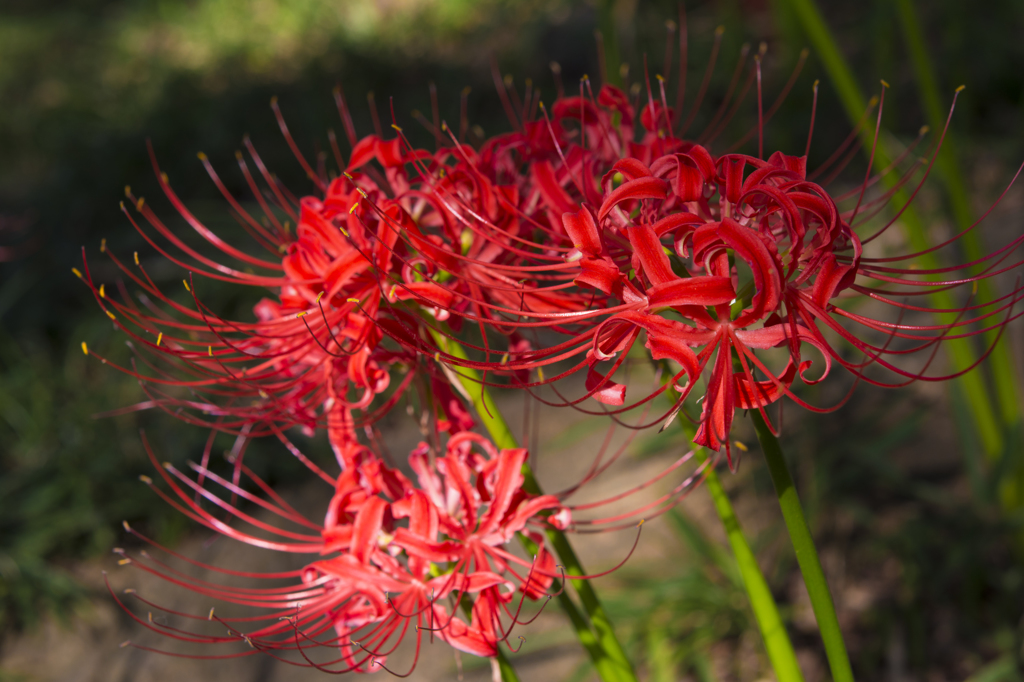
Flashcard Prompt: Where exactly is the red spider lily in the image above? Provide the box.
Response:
[111,430,572,672]
[374,77,1024,469]
[77,19,802,466]
[75,90,545,466]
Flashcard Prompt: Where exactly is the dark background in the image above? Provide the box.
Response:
[1,0,1023,679]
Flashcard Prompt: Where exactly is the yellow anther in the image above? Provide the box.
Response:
[733,440,749,452]
[106,310,116,320]
[270,95,279,106]
[208,345,213,357]
[296,311,308,318]
[183,279,191,292]
[139,475,152,484]
[124,185,131,197]
[197,152,207,161]
[316,291,325,303]
[956,84,966,93]
[715,25,725,35]
[136,197,145,210]
[119,558,131,566]
[258,389,269,398]
[539,101,546,110]
[156,332,162,346]
[100,238,107,252]
[209,607,216,621]
[500,352,509,365]
[99,284,105,298]
[434,352,440,362]
[235,150,244,160]
[580,74,589,82]
[339,226,349,236]
[919,125,930,136]
[134,251,139,265]
[123,588,135,594]
[122,520,131,532]
[441,121,448,132]
[972,280,979,295]
[347,297,359,303]
[637,518,645,527]
[119,641,131,648]
[869,95,880,106]
[72,267,82,278]
[813,79,820,89]
[160,172,169,184]
[880,79,890,88]
[391,124,403,132]
[349,203,358,214]
[81,342,88,355]
[358,188,368,198]
[655,74,664,82]
[537,366,545,382]
[343,171,354,180]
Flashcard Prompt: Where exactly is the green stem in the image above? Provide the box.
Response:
[779,0,1020,473]
[694,449,806,682]
[431,329,637,682]
[496,652,519,682]
[750,410,854,682]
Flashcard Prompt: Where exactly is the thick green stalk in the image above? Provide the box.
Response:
[779,0,1019,466]
[496,653,519,682]
[750,411,853,682]
[694,448,806,682]
[430,329,637,682]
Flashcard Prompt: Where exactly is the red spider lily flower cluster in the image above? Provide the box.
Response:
[83,23,1024,674]
[381,80,1024,469]
[113,431,577,672]
[77,99,546,466]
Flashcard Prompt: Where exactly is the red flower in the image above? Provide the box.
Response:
[112,429,570,670]
[78,96,527,466]
[386,84,1024,469]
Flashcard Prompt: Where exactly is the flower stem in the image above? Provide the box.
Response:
[749,410,854,682]
[495,653,520,682]
[430,329,637,682]
[694,448,806,682]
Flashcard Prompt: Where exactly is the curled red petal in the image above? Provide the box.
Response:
[586,363,627,405]
[598,176,670,222]
[562,206,602,256]
[647,275,735,308]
